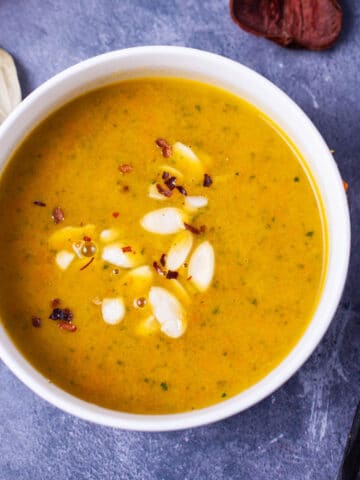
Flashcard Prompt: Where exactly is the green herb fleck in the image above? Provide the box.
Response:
[251,298,258,306]
[306,231,314,237]
[294,176,300,182]
[117,360,124,366]
[195,104,202,112]
[103,264,109,270]
[221,392,227,398]
[235,172,240,176]
[212,306,220,315]
[160,382,168,391]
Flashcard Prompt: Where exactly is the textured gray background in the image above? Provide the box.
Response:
[0,1,359,479]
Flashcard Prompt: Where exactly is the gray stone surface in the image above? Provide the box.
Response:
[0,1,359,479]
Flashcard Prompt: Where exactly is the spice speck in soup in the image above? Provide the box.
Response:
[0,78,326,414]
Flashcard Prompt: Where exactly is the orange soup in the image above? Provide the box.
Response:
[0,78,326,413]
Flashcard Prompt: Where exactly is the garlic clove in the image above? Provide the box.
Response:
[55,250,75,270]
[166,230,193,271]
[101,297,125,325]
[148,286,186,338]
[188,241,215,292]
[140,207,186,235]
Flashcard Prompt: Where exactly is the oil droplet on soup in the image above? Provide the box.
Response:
[0,78,327,413]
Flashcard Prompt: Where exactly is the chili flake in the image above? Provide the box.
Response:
[119,164,133,173]
[343,180,349,193]
[165,176,177,190]
[83,236,92,242]
[156,138,172,158]
[112,212,120,218]
[80,257,95,271]
[50,298,61,308]
[33,200,46,207]
[52,207,65,224]
[156,183,173,197]
[203,173,213,187]
[122,246,132,253]
[176,185,187,196]
[160,253,166,267]
[153,261,166,276]
[31,316,41,328]
[166,270,179,280]
[58,321,77,332]
[184,222,200,235]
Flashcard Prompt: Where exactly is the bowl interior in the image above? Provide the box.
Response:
[0,46,350,431]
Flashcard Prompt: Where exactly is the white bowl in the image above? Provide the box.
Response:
[0,46,350,431]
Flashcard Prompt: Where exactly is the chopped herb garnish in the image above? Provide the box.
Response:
[251,298,258,306]
[306,231,314,237]
[221,392,227,398]
[160,382,168,391]
[103,264,109,269]
[294,176,300,182]
[195,104,202,112]
[212,306,220,314]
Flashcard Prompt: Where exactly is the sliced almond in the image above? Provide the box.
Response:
[55,250,75,270]
[184,195,208,211]
[167,279,191,305]
[148,183,167,201]
[173,142,204,178]
[49,224,95,250]
[101,297,125,325]
[72,241,84,258]
[100,228,120,243]
[148,286,186,338]
[102,243,141,268]
[136,315,159,336]
[188,241,215,292]
[140,207,186,235]
[127,265,153,280]
[166,230,193,271]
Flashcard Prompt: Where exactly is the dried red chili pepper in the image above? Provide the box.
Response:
[230,0,342,51]
[122,246,132,253]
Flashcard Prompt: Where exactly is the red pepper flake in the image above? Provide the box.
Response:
[165,176,177,190]
[50,298,61,308]
[122,185,130,192]
[80,257,94,271]
[58,321,77,332]
[166,270,179,280]
[31,316,41,328]
[122,246,132,253]
[343,180,349,193]
[176,185,188,196]
[119,164,133,173]
[153,261,166,276]
[52,207,65,224]
[156,138,172,158]
[83,236,92,242]
[162,171,170,180]
[184,222,200,235]
[33,200,46,207]
[49,307,73,322]
[112,212,120,218]
[156,183,173,197]
[160,253,166,267]
[203,173,213,187]
[187,275,192,281]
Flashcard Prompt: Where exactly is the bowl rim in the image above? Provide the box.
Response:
[0,46,351,431]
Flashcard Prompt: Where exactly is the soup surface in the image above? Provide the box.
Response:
[0,78,326,413]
